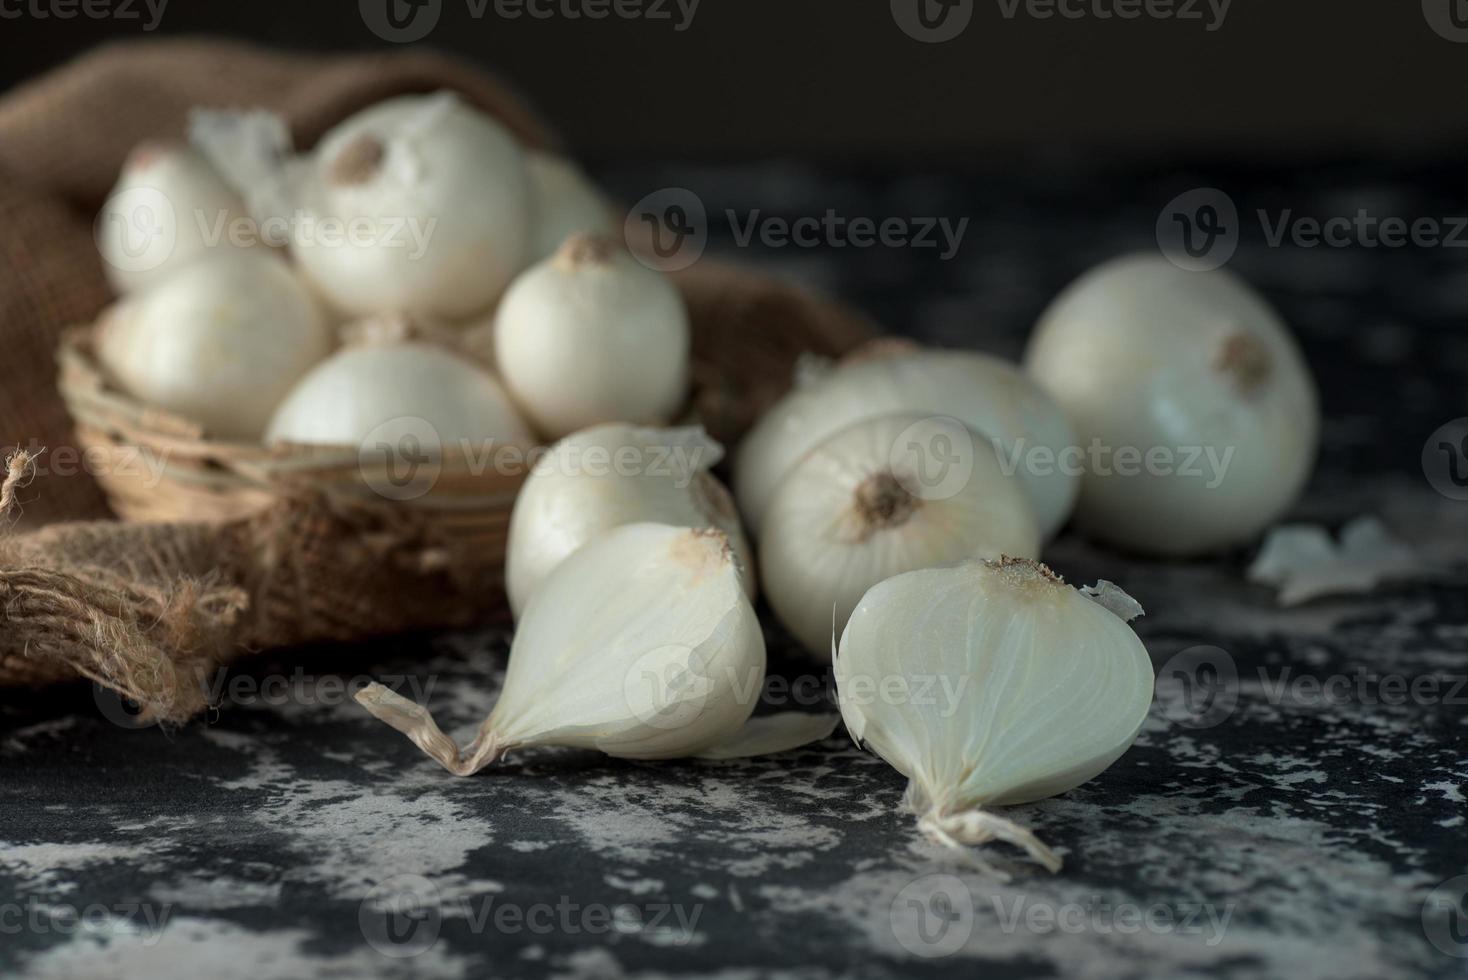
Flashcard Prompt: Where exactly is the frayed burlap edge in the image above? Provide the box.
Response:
[0,450,248,722]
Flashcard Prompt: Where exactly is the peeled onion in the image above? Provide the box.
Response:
[96,252,330,440]
[357,523,829,773]
[835,557,1154,877]
[505,424,754,617]
[1024,254,1319,556]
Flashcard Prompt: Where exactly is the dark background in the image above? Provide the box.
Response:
[4,0,1468,159]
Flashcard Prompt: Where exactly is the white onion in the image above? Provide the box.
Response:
[494,233,690,439]
[357,523,835,773]
[96,251,331,441]
[835,557,1154,878]
[735,347,1080,540]
[759,413,1041,659]
[264,333,532,451]
[505,423,754,617]
[198,92,532,320]
[1024,254,1320,556]
[96,141,255,295]
[525,151,614,261]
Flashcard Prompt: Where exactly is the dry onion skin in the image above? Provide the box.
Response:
[96,141,255,295]
[735,347,1080,540]
[358,523,835,773]
[1024,254,1320,556]
[96,251,331,441]
[504,423,754,618]
[759,413,1041,659]
[834,558,1154,879]
[494,233,690,440]
[264,335,532,450]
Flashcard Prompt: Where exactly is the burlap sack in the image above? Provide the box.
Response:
[0,41,875,720]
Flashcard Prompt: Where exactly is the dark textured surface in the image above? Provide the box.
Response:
[3,161,1467,979]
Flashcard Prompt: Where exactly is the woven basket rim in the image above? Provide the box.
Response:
[56,323,529,512]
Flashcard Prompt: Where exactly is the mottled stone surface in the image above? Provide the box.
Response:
[3,160,1466,979]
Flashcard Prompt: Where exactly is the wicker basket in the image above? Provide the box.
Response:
[55,325,525,559]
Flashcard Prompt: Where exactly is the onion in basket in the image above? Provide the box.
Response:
[95,251,331,441]
[193,92,532,321]
[494,233,690,439]
[264,332,532,452]
[525,151,615,261]
[96,141,255,295]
